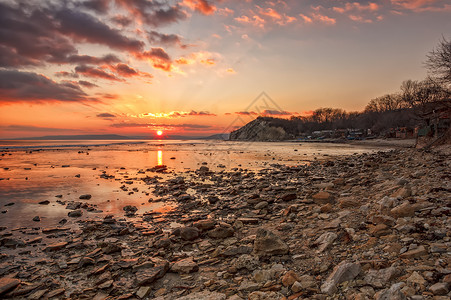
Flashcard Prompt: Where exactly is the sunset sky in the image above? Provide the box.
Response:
[0,0,450,138]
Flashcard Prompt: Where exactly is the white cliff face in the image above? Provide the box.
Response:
[229,118,292,141]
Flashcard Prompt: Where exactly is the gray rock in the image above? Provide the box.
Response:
[364,267,400,288]
[374,282,407,300]
[253,228,288,256]
[320,261,361,294]
[315,232,337,253]
[234,254,259,271]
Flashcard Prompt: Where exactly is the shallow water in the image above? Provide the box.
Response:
[0,139,388,228]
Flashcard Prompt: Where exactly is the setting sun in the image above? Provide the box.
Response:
[156,130,163,136]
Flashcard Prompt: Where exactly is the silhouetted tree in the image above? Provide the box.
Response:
[425,36,451,87]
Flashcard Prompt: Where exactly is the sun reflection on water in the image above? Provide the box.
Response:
[157,150,163,166]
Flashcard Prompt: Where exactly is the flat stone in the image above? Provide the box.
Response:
[399,245,428,259]
[369,224,391,237]
[0,277,20,294]
[193,219,216,231]
[43,242,68,251]
[171,257,198,274]
[79,194,92,200]
[136,286,151,299]
[312,191,334,204]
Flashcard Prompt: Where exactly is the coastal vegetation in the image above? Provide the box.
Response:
[231,37,451,140]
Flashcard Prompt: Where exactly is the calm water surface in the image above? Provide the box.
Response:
[0,139,388,228]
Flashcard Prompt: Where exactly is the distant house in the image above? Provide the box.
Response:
[416,100,451,147]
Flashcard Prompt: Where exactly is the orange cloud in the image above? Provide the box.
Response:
[309,13,336,25]
[349,15,373,23]
[235,15,265,28]
[183,0,216,15]
[135,48,172,72]
[200,58,215,65]
[131,110,216,119]
[391,0,451,11]
[333,2,379,13]
[218,7,234,16]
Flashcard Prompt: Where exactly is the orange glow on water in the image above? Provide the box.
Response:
[157,150,163,166]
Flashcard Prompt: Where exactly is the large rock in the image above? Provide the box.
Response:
[253,228,288,256]
[229,117,293,141]
[180,227,200,241]
[320,261,361,294]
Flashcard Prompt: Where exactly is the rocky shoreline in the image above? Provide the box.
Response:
[0,148,450,299]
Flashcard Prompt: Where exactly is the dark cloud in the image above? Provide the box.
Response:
[55,71,79,78]
[115,0,187,27]
[79,80,99,88]
[0,69,92,103]
[111,15,133,27]
[81,0,110,14]
[75,65,122,81]
[51,54,122,65]
[96,113,116,118]
[261,109,293,116]
[235,111,258,115]
[148,31,184,47]
[187,110,217,116]
[136,48,172,71]
[234,110,293,116]
[0,2,78,68]
[114,63,138,76]
[55,8,144,52]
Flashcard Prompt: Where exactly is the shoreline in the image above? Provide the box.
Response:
[0,147,450,299]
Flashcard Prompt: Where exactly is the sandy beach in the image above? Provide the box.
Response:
[0,141,450,299]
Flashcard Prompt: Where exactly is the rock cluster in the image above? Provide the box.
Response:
[0,148,450,299]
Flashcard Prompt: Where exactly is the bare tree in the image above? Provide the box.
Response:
[425,36,451,87]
